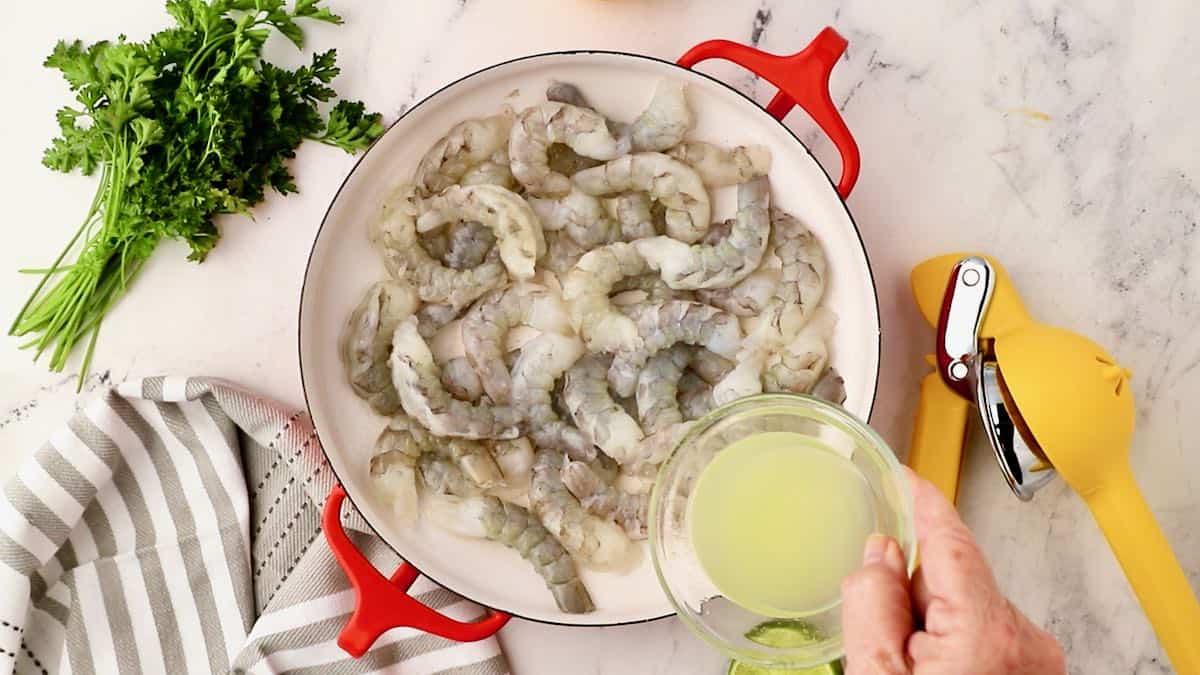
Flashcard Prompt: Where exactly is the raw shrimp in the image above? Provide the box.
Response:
[443,221,496,270]
[629,80,692,152]
[440,356,483,401]
[415,302,462,340]
[635,176,770,289]
[607,300,742,398]
[545,80,593,110]
[667,141,771,187]
[459,149,516,189]
[441,437,506,490]
[580,452,621,485]
[417,184,546,280]
[419,229,451,264]
[615,393,640,421]
[640,422,694,467]
[510,332,595,460]
[712,356,766,406]
[529,449,635,571]
[390,316,521,439]
[371,184,505,310]
[420,453,482,497]
[756,208,828,340]
[610,273,678,305]
[635,345,690,434]
[699,217,732,244]
[461,283,571,404]
[540,230,588,275]
[812,367,848,405]
[698,266,781,317]
[561,459,649,539]
[368,416,436,526]
[340,280,420,415]
[492,437,535,488]
[678,372,717,420]
[712,209,828,404]
[414,219,493,291]
[527,188,619,248]
[615,461,659,496]
[422,459,594,613]
[604,192,656,241]
[562,354,645,465]
[413,112,514,196]
[546,144,603,177]
[545,80,628,138]
[481,496,594,613]
[688,347,735,384]
[509,102,631,197]
[632,343,697,465]
[763,308,836,394]
[352,98,852,609]
[560,242,651,353]
[572,153,711,243]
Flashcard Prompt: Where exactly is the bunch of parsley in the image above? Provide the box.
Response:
[11,0,383,386]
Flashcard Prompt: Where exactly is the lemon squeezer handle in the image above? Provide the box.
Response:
[1083,466,1200,674]
[907,371,970,504]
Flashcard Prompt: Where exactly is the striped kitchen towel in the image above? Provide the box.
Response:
[0,376,509,674]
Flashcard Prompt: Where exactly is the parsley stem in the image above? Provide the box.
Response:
[184,16,266,79]
[18,266,79,274]
[76,254,146,391]
[9,164,108,335]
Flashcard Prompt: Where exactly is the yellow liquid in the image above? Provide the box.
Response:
[689,432,876,617]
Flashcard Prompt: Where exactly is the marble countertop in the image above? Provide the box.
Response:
[3,1,1198,673]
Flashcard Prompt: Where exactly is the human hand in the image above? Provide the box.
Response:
[840,469,1066,674]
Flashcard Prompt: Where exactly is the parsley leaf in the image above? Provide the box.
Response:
[13,0,383,387]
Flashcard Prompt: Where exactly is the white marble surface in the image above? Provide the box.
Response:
[2,1,1198,673]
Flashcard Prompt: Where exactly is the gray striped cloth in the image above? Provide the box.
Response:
[0,376,509,674]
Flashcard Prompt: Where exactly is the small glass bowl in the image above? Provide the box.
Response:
[649,394,915,670]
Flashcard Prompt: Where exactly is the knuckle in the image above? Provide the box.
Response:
[842,566,890,596]
[934,527,980,562]
[920,598,963,635]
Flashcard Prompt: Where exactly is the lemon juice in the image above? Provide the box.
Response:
[689,431,876,617]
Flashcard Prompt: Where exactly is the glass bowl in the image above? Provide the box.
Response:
[649,394,915,670]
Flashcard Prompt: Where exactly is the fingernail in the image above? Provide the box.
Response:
[863,534,889,565]
[882,538,906,575]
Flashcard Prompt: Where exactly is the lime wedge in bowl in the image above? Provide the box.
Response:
[727,620,844,674]
[728,661,842,675]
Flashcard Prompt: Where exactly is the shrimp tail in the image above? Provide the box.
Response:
[480,496,595,613]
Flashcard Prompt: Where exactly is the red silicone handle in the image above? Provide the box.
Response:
[678,27,861,199]
[322,484,510,657]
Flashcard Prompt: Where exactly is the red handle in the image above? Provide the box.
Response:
[679,27,861,199]
[322,484,510,657]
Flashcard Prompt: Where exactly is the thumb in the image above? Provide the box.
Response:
[841,534,913,675]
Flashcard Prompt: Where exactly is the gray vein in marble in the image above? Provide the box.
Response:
[0,399,38,431]
[448,0,472,24]
[395,55,428,118]
[0,369,111,429]
[988,152,1038,218]
[1097,169,1199,406]
[833,40,931,116]
[720,4,776,102]
[749,6,771,47]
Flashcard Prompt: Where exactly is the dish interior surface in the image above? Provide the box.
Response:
[299,51,881,625]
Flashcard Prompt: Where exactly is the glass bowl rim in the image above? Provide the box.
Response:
[648,392,917,668]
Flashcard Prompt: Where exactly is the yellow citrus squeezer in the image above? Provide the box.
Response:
[908,253,1200,674]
